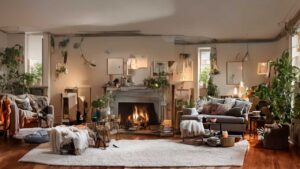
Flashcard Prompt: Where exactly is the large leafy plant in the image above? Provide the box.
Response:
[254,51,300,123]
[0,45,40,94]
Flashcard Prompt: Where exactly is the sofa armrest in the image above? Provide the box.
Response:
[46,105,54,115]
[9,102,20,135]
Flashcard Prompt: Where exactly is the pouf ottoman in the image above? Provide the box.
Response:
[24,129,49,144]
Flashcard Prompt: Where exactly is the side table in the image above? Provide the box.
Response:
[248,114,266,137]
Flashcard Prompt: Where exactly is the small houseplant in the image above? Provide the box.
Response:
[91,94,114,121]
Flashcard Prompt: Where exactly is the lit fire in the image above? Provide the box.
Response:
[128,105,149,126]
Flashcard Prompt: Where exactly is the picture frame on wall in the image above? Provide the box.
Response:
[107,58,124,75]
[152,61,176,76]
[226,61,243,85]
[257,62,270,75]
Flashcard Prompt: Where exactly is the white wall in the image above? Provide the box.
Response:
[50,36,175,122]
[0,32,7,50]
[175,39,288,97]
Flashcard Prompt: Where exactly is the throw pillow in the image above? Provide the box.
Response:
[196,98,209,112]
[15,97,33,111]
[226,107,244,117]
[233,100,252,114]
[29,98,41,112]
[208,96,225,104]
[202,103,212,114]
[182,108,198,115]
[211,103,232,115]
[224,97,236,108]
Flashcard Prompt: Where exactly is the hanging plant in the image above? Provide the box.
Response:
[58,38,70,64]
[55,63,68,78]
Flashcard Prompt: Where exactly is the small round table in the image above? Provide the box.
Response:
[248,114,266,136]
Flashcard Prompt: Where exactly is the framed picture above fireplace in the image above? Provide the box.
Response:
[107,58,124,75]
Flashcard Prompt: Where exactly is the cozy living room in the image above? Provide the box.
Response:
[0,0,300,169]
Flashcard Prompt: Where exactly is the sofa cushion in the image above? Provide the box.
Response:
[202,114,245,124]
[15,97,33,111]
[211,103,232,115]
[226,107,244,117]
[233,100,252,114]
[224,98,236,108]
[196,98,209,112]
[208,96,225,104]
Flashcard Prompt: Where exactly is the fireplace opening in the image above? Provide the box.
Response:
[118,102,159,129]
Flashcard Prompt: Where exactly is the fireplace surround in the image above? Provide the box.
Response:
[110,88,165,124]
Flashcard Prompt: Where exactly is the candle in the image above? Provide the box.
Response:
[222,131,229,138]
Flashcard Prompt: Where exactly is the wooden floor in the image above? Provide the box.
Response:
[0,134,300,169]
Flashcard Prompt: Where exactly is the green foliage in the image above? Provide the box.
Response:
[254,51,300,123]
[144,72,169,89]
[254,83,271,102]
[31,63,43,81]
[92,94,114,109]
[184,101,195,108]
[270,51,299,122]
[293,94,300,119]
[199,66,210,87]
[207,76,218,97]
[0,45,41,94]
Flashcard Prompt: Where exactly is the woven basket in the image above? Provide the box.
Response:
[221,137,235,147]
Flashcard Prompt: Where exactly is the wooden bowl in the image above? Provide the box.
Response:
[221,137,235,147]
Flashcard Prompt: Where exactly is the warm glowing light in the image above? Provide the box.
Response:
[233,87,238,95]
[128,105,149,125]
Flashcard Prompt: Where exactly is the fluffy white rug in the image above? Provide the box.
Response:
[19,139,248,167]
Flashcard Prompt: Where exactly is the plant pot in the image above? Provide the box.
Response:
[182,108,198,115]
[291,119,300,146]
[263,124,289,149]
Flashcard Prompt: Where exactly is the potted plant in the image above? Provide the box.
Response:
[254,51,300,149]
[91,94,114,121]
[182,101,198,115]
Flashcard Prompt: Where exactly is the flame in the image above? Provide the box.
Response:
[128,105,149,125]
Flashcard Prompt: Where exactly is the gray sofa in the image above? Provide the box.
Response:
[180,96,251,133]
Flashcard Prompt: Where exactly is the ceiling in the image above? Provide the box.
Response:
[0,0,299,40]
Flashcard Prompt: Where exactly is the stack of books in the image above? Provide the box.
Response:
[160,126,173,136]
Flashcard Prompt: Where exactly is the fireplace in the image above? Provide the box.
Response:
[119,102,159,129]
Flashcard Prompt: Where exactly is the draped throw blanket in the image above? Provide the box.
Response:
[49,126,90,155]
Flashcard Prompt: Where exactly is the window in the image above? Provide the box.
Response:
[198,48,211,88]
[25,34,43,85]
[292,29,300,67]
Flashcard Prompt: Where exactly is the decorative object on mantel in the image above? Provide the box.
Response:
[153,61,175,76]
[73,37,96,67]
[210,47,220,74]
[144,72,169,89]
[226,61,243,85]
[55,63,68,78]
[127,54,148,70]
[107,58,124,75]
